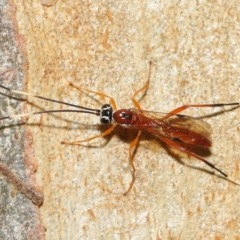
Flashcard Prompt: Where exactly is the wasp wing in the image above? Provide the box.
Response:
[136,109,213,147]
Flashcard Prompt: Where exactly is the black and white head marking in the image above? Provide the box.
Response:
[100,104,113,124]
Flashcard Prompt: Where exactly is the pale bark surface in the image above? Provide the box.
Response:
[1,1,240,239]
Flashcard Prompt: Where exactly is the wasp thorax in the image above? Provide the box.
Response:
[113,109,134,124]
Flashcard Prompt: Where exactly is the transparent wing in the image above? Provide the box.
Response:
[135,109,213,146]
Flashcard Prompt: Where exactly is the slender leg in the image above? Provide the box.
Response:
[123,62,152,194]
[123,130,142,195]
[62,124,117,145]
[69,82,117,110]
[131,61,152,110]
[159,135,227,177]
[62,83,118,144]
[163,103,239,120]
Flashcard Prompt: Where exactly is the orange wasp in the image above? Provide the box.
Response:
[0,62,239,197]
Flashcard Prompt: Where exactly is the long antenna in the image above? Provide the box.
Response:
[0,84,100,111]
[0,84,101,121]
